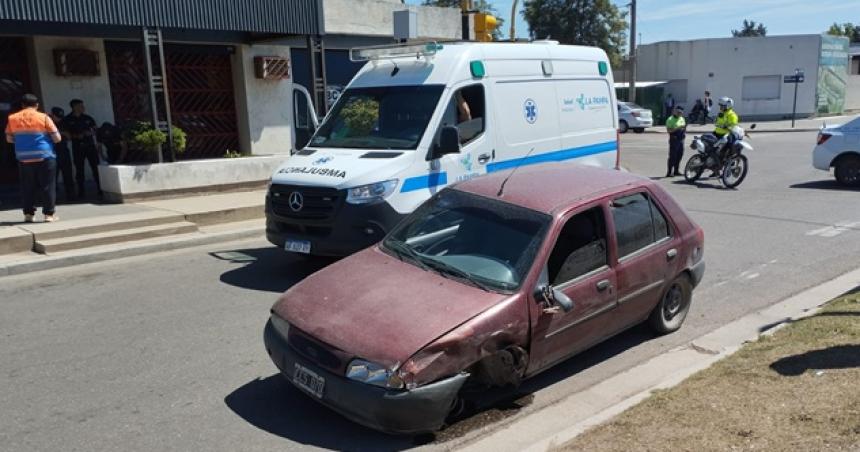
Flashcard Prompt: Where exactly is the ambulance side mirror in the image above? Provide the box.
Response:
[427,126,460,161]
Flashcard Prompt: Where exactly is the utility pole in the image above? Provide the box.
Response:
[510,0,519,41]
[628,0,637,103]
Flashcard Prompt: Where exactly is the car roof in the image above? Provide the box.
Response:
[453,163,649,215]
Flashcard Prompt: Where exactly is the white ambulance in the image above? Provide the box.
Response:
[267,41,621,256]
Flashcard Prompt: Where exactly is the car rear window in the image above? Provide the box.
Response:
[611,192,671,258]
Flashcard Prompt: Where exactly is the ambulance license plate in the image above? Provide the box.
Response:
[285,239,311,254]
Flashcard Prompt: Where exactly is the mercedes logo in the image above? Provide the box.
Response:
[288,191,304,212]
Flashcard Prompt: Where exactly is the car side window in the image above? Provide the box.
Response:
[612,192,671,258]
[436,84,485,146]
[547,207,608,286]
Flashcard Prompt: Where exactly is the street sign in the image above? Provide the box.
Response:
[784,71,805,83]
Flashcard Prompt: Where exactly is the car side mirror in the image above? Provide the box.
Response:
[427,126,460,161]
[535,285,574,313]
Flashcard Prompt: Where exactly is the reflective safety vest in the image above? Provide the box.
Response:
[714,108,739,137]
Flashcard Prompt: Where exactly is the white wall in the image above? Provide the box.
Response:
[232,44,294,155]
[637,35,822,118]
[30,36,114,123]
[324,0,460,40]
[846,75,860,112]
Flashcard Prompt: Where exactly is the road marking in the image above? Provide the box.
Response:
[805,221,860,238]
[745,273,760,280]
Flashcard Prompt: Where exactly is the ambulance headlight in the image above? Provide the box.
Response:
[346,180,398,205]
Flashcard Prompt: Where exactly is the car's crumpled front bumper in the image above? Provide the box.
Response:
[263,319,468,435]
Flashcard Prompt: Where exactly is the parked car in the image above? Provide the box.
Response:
[263,163,705,434]
[617,101,653,133]
[813,115,860,186]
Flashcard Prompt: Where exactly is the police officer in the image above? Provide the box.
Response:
[666,105,686,177]
[710,97,739,177]
[49,107,76,201]
[64,99,101,198]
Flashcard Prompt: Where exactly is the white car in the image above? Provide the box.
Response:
[617,101,653,133]
[813,115,860,186]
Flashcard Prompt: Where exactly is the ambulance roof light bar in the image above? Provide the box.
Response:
[350,41,444,63]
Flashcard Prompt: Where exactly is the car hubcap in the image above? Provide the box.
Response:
[663,285,683,320]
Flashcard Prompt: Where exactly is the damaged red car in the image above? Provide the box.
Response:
[263,164,705,434]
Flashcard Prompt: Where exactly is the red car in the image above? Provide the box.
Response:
[264,163,705,434]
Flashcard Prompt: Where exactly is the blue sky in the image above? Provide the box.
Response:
[405,0,858,45]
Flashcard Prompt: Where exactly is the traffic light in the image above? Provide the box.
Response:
[473,12,498,42]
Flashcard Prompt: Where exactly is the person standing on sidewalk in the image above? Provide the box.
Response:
[663,93,675,124]
[703,91,713,123]
[4,94,62,222]
[49,107,76,202]
[64,99,101,198]
[666,106,686,177]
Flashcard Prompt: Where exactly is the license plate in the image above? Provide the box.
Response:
[293,363,325,398]
[285,239,311,254]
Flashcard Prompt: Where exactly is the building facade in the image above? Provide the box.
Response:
[633,34,852,120]
[0,0,459,197]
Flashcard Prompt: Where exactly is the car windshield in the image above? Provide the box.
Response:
[309,85,445,150]
[383,189,551,292]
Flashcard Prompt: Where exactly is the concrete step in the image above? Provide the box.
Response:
[34,221,199,254]
[20,210,185,242]
[0,227,34,255]
[136,190,265,226]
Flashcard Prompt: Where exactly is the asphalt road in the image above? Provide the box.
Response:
[2,129,859,451]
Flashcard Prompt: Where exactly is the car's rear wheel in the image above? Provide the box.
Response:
[619,120,629,133]
[834,154,860,187]
[633,128,645,134]
[648,275,692,334]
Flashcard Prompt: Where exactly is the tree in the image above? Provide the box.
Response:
[732,20,767,37]
[422,0,505,40]
[522,0,627,67]
[827,22,860,43]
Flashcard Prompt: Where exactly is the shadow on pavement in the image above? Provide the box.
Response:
[214,247,338,293]
[225,374,418,450]
[770,344,860,376]
[672,179,726,190]
[790,180,860,191]
[223,324,655,448]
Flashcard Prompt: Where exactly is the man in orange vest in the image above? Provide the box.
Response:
[4,94,62,222]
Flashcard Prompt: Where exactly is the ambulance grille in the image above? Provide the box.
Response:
[269,184,342,221]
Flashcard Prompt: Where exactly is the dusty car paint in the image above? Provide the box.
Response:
[266,163,705,434]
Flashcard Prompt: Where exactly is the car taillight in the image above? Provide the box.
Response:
[615,129,622,170]
[817,133,831,145]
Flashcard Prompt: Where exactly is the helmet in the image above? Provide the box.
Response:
[718,97,734,109]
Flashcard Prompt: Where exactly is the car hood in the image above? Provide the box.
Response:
[271,247,508,368]
[270,148,414,190]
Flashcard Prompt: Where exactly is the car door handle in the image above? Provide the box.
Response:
[478,153,492,164]
[666,249,678,260]
[596,279,611,291]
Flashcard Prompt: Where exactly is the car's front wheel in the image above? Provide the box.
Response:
[648,275,692,334]
[633,128,645,134]
[834,154,860,187]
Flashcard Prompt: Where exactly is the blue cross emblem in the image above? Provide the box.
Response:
[524,99,538,124]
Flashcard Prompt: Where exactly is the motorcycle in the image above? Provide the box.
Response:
[684,124,756,188]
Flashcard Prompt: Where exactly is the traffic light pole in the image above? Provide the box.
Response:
[628,0,637,104]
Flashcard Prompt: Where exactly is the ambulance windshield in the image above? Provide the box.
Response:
[310,85,444,150]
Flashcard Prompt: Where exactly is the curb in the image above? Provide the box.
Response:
[0,223,264,277]
[454,266,860,452]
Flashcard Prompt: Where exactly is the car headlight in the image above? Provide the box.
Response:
[346,359,404,389]
[345,180,398,205]
[270,314,290,338]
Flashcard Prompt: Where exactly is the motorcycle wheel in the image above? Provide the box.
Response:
[721,154,748,188]
[684,154,705,182]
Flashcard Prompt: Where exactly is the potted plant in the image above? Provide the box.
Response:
[124,121,187,160]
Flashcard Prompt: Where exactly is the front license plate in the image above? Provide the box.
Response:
[285,239,311,254]
[293,363,325,398]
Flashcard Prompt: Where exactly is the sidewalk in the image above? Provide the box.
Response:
[641,115,855,134]
[0,190,267,277]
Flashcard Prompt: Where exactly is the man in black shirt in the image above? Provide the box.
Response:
[49,107,76,201]
[64,99,101,197]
